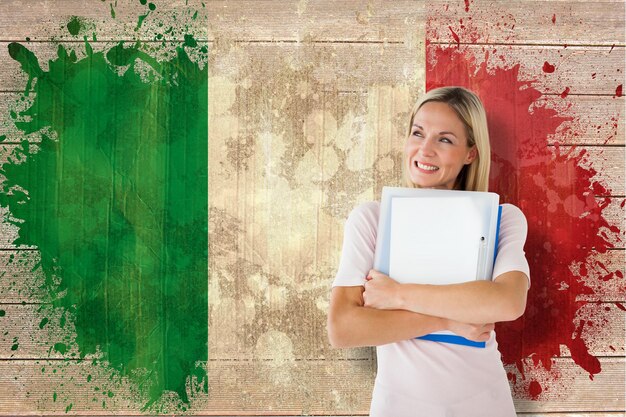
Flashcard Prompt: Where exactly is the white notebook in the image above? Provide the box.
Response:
[373,187,502,348]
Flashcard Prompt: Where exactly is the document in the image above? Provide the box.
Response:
[373,187,501,347]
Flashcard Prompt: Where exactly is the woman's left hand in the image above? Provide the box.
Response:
[363,269,403,310]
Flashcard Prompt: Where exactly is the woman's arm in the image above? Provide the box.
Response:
[362,204,530,324]
[363,270,528,324]
[328,285,495,348]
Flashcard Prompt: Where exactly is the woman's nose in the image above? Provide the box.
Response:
[419,138,436,156]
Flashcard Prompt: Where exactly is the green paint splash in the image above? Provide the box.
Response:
[1,31,208,409]
[66,16,82,36]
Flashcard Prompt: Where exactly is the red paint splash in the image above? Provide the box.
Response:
[560,87,570,98]
[426,43,621,396]
[528,380,543,399]
[551,14,556,24]
[616,84,623,97]
[542,61,556,73]
[465,0,471,12]
[448,26,460,45]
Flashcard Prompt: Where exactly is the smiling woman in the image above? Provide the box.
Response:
[406,101,477,190]
[327,86,530,417]
[404,88,491,192]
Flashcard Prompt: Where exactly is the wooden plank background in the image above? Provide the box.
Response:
[0,0,624,415]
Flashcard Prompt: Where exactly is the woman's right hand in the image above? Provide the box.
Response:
[446,320,495,342]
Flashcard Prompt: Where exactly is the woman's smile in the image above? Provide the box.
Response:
[414,160,439,172]
[405,101,477,190]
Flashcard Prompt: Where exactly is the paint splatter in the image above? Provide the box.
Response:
[426,44,621,396]
[528,380,542,399]
[560,87,570,98]
[542,61,555,73]
[66,16,83,36]
[53,342,68,355]
[551,14,556,24]
[1,19,208,412]
[448,26,460,45]
[616,84,623,97]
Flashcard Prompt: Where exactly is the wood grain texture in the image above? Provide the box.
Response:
[540,95,624,146]
[0,41,422,93]
[426,0,625,46]
[426,44,624,96]
[0,358,622,414]
[2,147,621,205]
[0,41,210,94]
[0,0,207,42]
[558,146,624,195]
[207,0,424,43]
[207,3,424,389]
[333,92,625,146]
[0,0,624,415]
[205,358,626,413]
[2,92,622,144]
[0,44,623,95]
[204,0,626,45]
[1,301,623,360]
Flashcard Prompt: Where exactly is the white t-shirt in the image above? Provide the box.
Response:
[333,201,530,417]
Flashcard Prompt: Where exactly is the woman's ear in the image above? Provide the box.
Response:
[465,146,478,165]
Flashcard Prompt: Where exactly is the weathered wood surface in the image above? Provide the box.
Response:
[0,0,624,416]
[541,95,624,146]
[206,358,626,413]
[0,41,210,94]
[0,1,623,45]
[0,43,622,95]
[0,358,624,413]
[0,41,419,93]
[2,92,623,145]
[0,0,207,42]
[1,146,622,198]
[203,1,625,416]
[207,0,626,45]
[1,301,623,360]
[426,0,625,46]
[427,44,624,96]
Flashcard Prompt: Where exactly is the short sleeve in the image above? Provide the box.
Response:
[492,204,531,287]
[332,201,380,287]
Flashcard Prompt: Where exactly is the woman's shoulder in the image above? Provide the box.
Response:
[350,200,380,215]
[346,201,380,229]
[499,203,528,230]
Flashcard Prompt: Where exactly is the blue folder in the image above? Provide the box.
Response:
[373,187,502,348]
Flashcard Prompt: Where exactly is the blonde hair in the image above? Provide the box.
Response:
[402,86,491,192]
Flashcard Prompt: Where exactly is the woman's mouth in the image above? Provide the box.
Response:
[414,160,439,171]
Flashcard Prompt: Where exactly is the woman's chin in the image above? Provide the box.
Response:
[410,174,441,189]
[410,180,453,190]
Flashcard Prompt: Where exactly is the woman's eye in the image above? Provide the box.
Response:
[440,137,452,144]
[412,131,422,137]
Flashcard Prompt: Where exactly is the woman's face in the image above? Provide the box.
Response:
[404,101,477,190]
